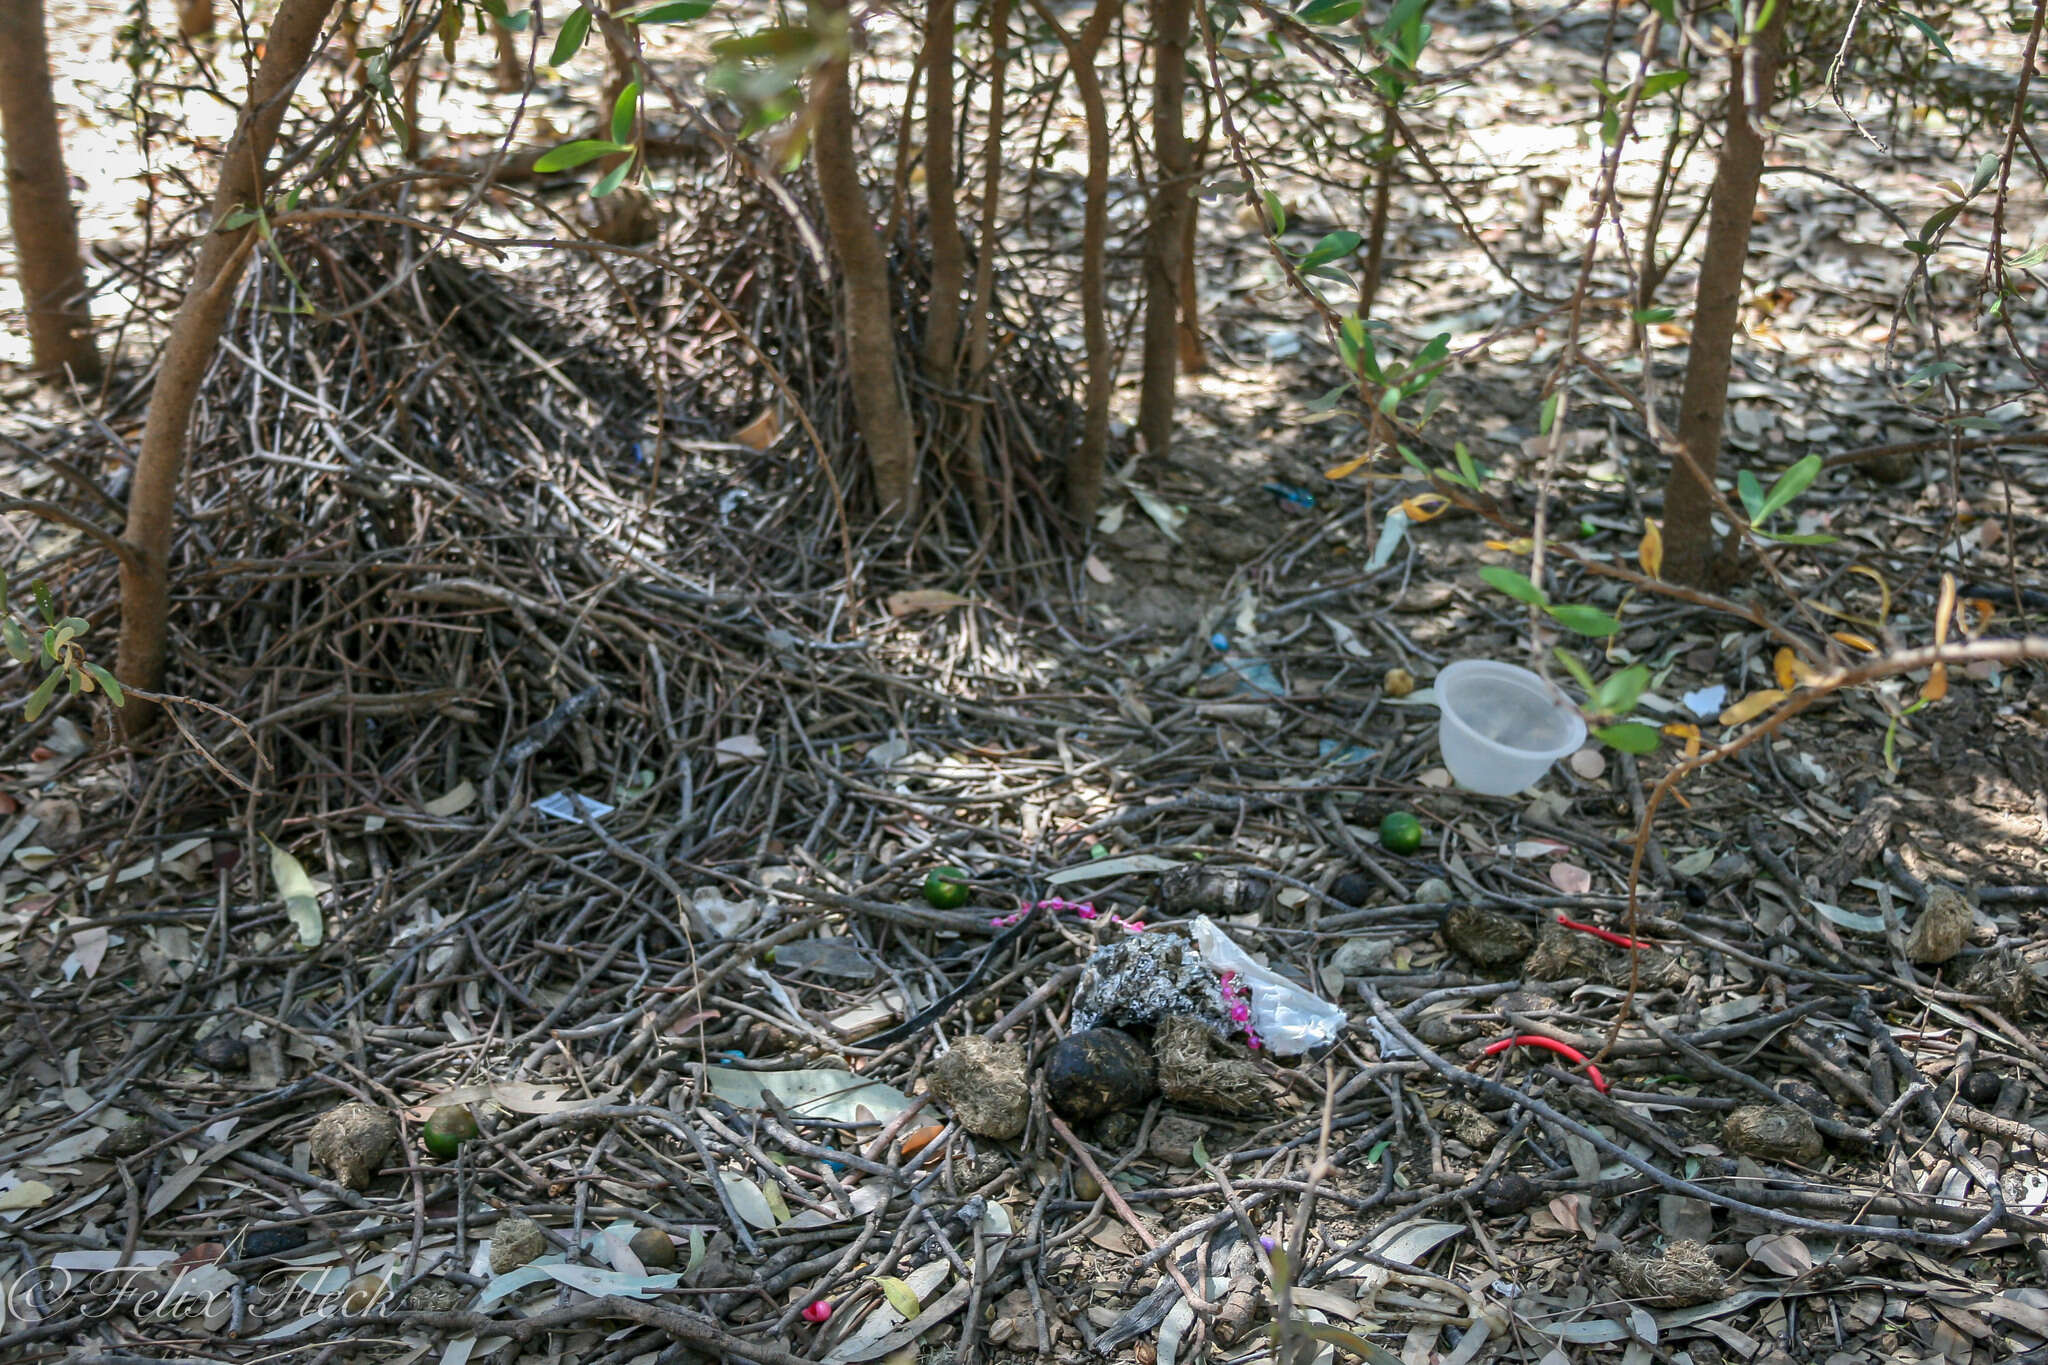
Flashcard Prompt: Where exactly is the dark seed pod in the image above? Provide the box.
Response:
[1158,865,1267,917]
[192,1032,249,1071]
[1329,872,1376,908]
[1962,1071,2003,1108]
[239,1225,309,1259]
[1042,1028,1157,1121]
[1480,1174,1538,1217]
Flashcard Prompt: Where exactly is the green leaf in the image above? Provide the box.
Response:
[2007,240,2048,269]
[1399,445,1430,474]
[1266,1247,1291,1293]
[550,5,592,65]
[1895,8,1952,58]
[1753,530,1839,545]
[83,663,124,706]
[872,1275,922,1320]
[1646,0,1676,18]
[1970,152,2001,197]
[1297,0,1361,22]
[1594,722,1662,753]
[1554,650,1597,695]
[23,669,61,722]
[1479,566,1549,608]
[31,581,53,626]
[623,0,714,21]
[1538,391,1561,435]
[1756,453,1822,523]
[610,79,641,144]
[1640,69,1688,97]
[56,616,88,637]
[479,0,531,30]
[1736,468,1766,521]
[1298,229,1362,270]
[1545,603,1620,637]
[1262,190,1286,235]
[0,619,31,665]
[591,156,634,198]
[1632,306,1675,323]
[40,628,58,663]
[1591,664,1649,717]
[1901,239,1937,258]
[1917,202,1963,243]
[532,138,631,172]
[1190,1135,1211,1169]
[1883,715,1901,772]
[1454,441,1478,489]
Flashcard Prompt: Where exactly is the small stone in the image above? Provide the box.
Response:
[1440,1100,1501,1150]
[930,1037,1030,1139]
[1330,936,1391,975]
[1043,1028,1156,1121]
[238,1225,309,1259]
[102,1120,152,1159]
[309,1102,399,1191]
[490,1214,547,1274]
[1329,872,1376,908]
[1612,1239,1727,1307]
[1096,1110,1142,1150]
[1148,1114,1208,1166]
[1906,886,1971,965]
[1383,667,1416,698]
[192,1031,249,1071]
[1962,1071,2003,1108]
[1073,1167,1103,1201]
[629,1227,678,1268]
[1443,906,1535,970]
[1480,1174,1538,1217]
[1154,1013,1270,1114]
[1722,1104,1824,1163]
[402,1277,466,1312]
[1414,878,1455,905]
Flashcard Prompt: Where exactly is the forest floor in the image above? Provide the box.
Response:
[2,3,2048,1365]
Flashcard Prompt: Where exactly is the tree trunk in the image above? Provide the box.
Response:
[1028,0,1115,524]
[920,0,964,378]
[493,20,525,93]
[0,0,101,383]
[812,0,917,519]
[958,0,1011,534]
[1135,0,1191,461]
[1357,113,1394,323]
[1659,3,1785,587]
[117,0,341,723]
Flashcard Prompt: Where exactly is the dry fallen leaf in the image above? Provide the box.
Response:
[423,779,476,817]
[884,589,974,617]
[1637,520,1663,579]
[1083,554,1114,585]
[1661,722,1702,758]
[734,407,780,451]
[1549,862,1594,895]
[1745,1232,1814,1277]
[715,734,767,765]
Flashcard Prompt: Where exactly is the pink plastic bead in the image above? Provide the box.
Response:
[802,1300,832,1324]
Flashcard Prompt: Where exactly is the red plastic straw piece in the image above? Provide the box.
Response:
[1556,913,1647,950]
[1481,1033,1610,1094]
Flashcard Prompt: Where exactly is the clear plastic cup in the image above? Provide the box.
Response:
[1434,660,1587,796]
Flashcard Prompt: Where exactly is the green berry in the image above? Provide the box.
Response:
[1379,811,1424,856]
[923,866,971,909]
[421,1105,478,1159]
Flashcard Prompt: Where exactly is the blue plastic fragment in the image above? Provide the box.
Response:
[1262,482,1316,508]
[1209,632,1230,651]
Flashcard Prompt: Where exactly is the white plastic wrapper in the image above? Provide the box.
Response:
[1186,916,1347,1055]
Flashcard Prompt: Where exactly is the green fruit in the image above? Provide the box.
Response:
[923,866,971,909]
[421,1105,478,1159]
[1379,811,1424,856]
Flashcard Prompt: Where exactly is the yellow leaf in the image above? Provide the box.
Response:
[1637,520,1663,579]
[1846,565,1891,626]
[1962,598,1996,637]
[1771,647,1815,690]
[1324,453,1373,480]
[1830,631,1878,653]
[1933,572,1956,649]
[1661,722,1701,758]
[1921,663,1949,703]
[873,1275,923,1320]
[1718,689,1787,727]
[1398,493,1450,522]
[1484,538,1535,554]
